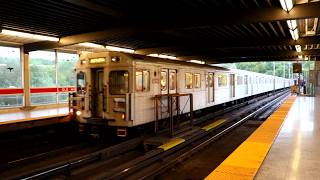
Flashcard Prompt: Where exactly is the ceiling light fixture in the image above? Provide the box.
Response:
[1,29,59,42]
[295,45,302,52]
[106,46,134,53]
[78,42,105,48]
[188,60,205,64]
[287,20,299,40]
[279,0,293,12]
[147,53,176,60]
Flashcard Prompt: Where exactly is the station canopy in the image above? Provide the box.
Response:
[0,0,320,64]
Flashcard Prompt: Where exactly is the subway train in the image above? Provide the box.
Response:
[70,51,292,136]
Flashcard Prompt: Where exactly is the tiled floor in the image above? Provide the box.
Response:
[0,107,69,125]
[255,96,320,180]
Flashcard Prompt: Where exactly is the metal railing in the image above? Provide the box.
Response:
[154,93,193,136]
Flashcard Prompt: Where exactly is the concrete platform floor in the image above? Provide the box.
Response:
[255,96,320,180]
[0,107,69,125]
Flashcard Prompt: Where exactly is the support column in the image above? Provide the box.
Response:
[315,59,320,96]
[23,51,31,108]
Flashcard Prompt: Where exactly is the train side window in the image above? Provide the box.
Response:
[185,73,193,89]
[109,71,129,95]
[136,70,150,92]
[237,76,243,85]
[244,75,248,84]
[169,71,176,90]
[77,72,86,94]
[218,74,227,87]
[194,73,201,88]
[160,71,168,91]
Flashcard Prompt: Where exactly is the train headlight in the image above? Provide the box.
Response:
[121,113,125,120]
[76,110,82,116]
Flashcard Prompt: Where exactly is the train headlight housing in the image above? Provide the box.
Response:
[76,110,82,116]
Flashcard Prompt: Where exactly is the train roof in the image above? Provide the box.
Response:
[127,53,230,71]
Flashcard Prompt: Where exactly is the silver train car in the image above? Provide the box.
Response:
[70,51,292,136]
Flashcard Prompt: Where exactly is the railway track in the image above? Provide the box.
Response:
[1,89,290,180]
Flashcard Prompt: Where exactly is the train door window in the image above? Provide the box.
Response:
[136,71,143,91]
[169,70,176,91]
[208,73,214,102]
[77,72,86,94]
[194,73,201,88]
[135,70,150,92]
[160,70,168,93]
[185,73,193,89]
[230,74,235,97]
[109,71,129,95]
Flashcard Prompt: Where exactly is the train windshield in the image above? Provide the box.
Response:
[77,72,86,94]
[109,71,129,95]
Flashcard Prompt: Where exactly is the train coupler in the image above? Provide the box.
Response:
[117,127,127,137]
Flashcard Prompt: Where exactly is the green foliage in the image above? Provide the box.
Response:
[217,61,315,79]
[30,58,56,87]
[0,57,22,88]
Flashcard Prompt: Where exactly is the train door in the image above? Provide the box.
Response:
[91,68,104,117]
[208,73,214,102]
[160,69,177,94]
[230,74,235,98]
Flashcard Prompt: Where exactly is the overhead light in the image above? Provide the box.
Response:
[147,54,177,60]
[106,46,134,53]
[298,55,303,59]
[148,54,159,57]
[279,0,293,12]
[78,42,105,48]
[289,28,299,40]
[304,56,309,60]
[1,29,59,42]
[159,54,176,60]
[287,20,297,30]
[188,60,205,64]
[295,45,302,52]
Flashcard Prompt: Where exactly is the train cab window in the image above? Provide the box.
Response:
[160,71,168,91]
[194,73,201,88]
[218,74,227,87]
[169,71,176,90]
[185,73,193,89]
[77,72,86,94]
[237,76,243,85]
[136,70,150,92]
[109,71,129,95]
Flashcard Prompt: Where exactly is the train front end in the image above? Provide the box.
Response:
[69,52,132,136]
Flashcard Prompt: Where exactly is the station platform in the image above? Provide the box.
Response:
[255,96,320,179]
[0,107,71,132]
[206,95,320,179]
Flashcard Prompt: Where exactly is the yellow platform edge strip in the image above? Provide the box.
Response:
[158,138,186,151]
[201,119,226,132]
[205,96,296,180]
